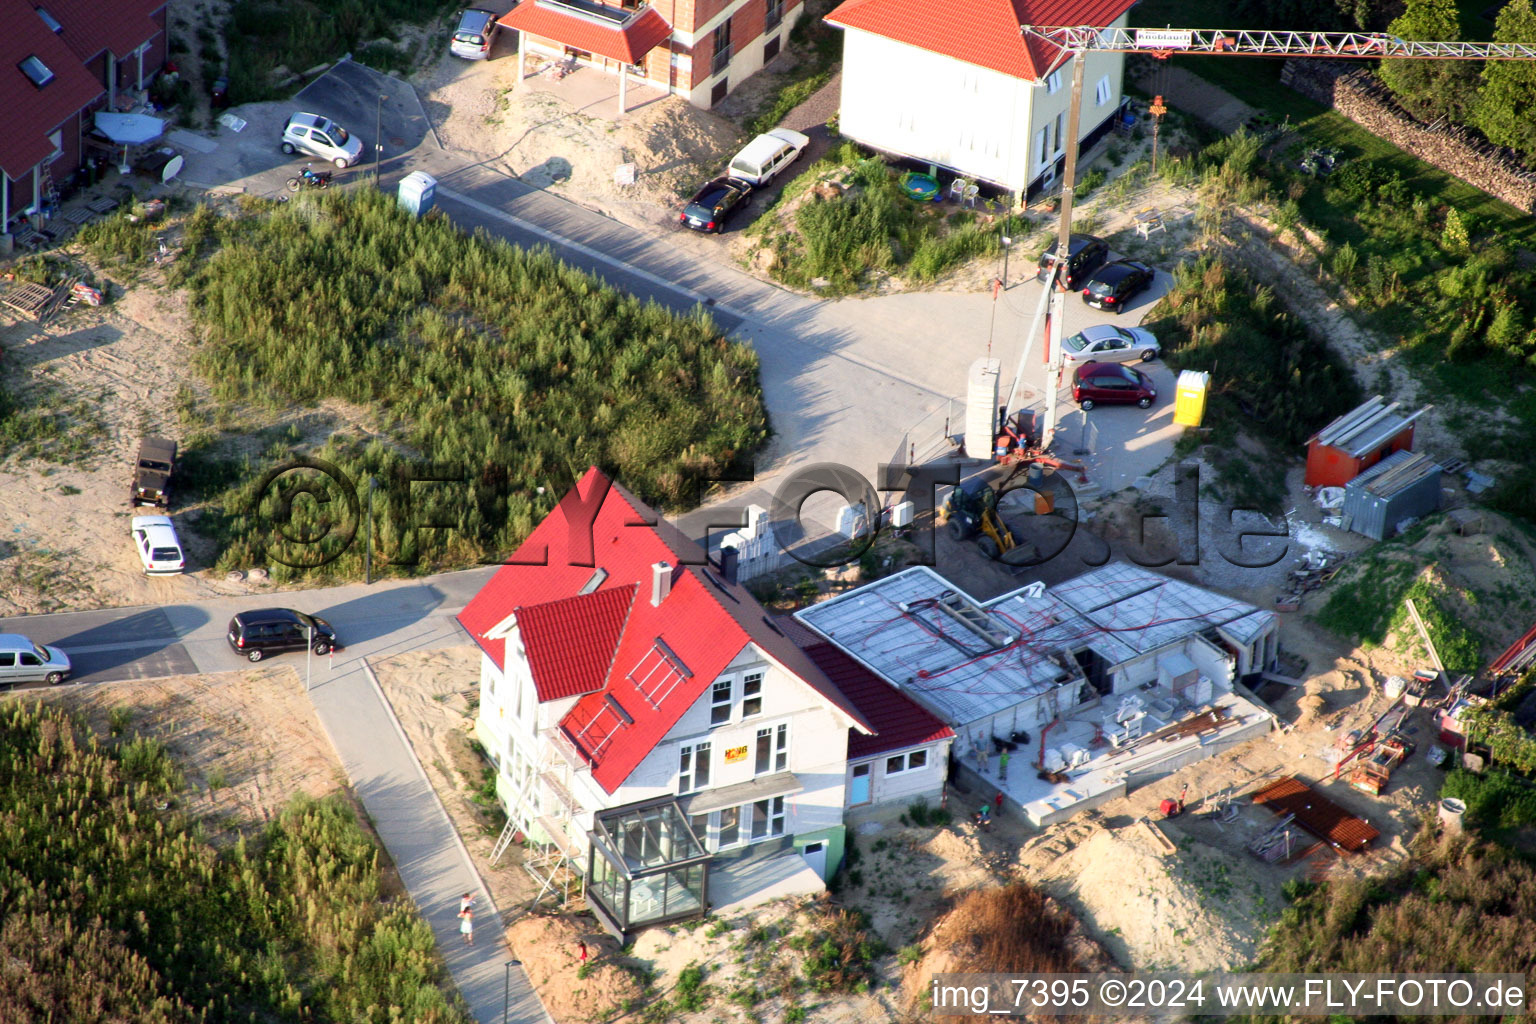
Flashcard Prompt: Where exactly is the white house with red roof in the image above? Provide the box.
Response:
[456,467,952,936]
[1,0,168,230]
[825,0,1135,198]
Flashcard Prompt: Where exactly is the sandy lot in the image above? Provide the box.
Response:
[16,666,343,840]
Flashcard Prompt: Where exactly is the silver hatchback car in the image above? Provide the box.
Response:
[280,112,363,168]
[0,634,72,685]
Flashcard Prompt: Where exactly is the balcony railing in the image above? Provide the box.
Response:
[765,3,782,30]
[711,43,732,77]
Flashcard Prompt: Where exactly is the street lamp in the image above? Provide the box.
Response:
[375,93,389,184]
[364,475,378,585]
[503,960,523,1024]
[1000,232,1013,290]
[305,623,313,693]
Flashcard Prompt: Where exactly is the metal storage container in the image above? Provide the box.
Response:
[1340,450,1441,541]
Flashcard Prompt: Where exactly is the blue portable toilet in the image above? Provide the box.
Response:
[398,171,437,217]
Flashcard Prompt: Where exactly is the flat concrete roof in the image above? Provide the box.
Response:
[796,563,1274,726]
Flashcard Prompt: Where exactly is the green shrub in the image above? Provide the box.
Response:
[1441,769,1536,831]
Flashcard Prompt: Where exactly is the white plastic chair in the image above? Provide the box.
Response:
[962,183,980,207]
[948,178,969,201]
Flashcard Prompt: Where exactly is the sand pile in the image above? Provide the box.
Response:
[505,914,641,1024]
[1027,821,1264,971]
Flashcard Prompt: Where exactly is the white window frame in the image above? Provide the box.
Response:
[885,748,929,775]
[1095,75,1112,107]
[678,741,712,794]
[47,129,63,163]
[1045,69,1062,94]
[741,670,764,718]
[710,678,733,724]
[718,804,743,847]
[749,795,786,840]
[1052,113,1064,156]
[754,721,789,777]
[1035,126,1049,166]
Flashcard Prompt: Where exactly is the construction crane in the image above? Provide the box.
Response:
[1009,25,1536,449]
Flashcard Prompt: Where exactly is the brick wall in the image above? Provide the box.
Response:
[1282,59,1536,214]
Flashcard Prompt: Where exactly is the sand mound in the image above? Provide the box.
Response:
[505,914,641,1023]
[1027,821,1264,971]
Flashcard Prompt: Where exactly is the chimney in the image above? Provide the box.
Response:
[719,545,740,586]
[650,561,672,607]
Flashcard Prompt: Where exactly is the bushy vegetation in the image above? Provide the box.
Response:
[1313,549,1484,674]
[164,189,765,581]
[223,0,455,102]
[797,908,883,993]
[1254,827,1536,1003]
[0,700,467,1023]
[743,1,841,136]
[1153,253,1361,511]
[756,143,1024,294]
[1442,766,1536,832]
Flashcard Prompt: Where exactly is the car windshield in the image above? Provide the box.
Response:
[151,547,182,562]
[455,31,484,43]
[31,643,48,660]
[139,459,172,471]
[1062,332,1088,352]
[1087,278,1115,294]
[330,125,349,144]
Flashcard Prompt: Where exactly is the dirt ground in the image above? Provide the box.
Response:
[15,666,343,841]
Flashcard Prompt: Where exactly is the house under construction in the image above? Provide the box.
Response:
[796,563,1280,826]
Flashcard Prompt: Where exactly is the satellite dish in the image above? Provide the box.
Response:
[160,154,184,183]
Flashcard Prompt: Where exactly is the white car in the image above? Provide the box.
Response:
[1059,323,1161,364]
[132,516,186,575]
[280,112,364,169]
[726,128,810,186]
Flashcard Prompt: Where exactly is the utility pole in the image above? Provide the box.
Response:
[1000,230,1013,289]
[305,623,313,692]
[364,475,378,585]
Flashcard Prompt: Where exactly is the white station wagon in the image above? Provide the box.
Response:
[132,515,186,575]
[280,112,363,168]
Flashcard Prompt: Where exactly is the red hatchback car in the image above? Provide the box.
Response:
[1071,361,1157,410]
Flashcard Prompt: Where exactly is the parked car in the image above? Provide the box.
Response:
[679,177,753,233]
[1071,361,1157,410]
[727,128,810,186]
[1036,233,1110,289]
[450,8,500,59]
[1060,323,1160,364]
[0,634,71,685]
[1082,259,1155,312]
[130,436,177,508]
[226,608,340,662]
[280,112,363,168]
[132,515,186,575]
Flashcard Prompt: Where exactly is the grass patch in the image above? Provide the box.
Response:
[742,2,841,136]
[0,700,469,1022]
[1313,550,1483,675]
[162,189,765,582]
[1151,252,1361,513]
[754,142,1017,294]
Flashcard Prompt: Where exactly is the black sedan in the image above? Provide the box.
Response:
[679,177,753,233]
[1081,259,1155,313]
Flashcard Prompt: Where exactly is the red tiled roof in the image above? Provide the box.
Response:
[44,0,166,64]
[456,467,875,794]
[801,639,954,759]
[0,0,106,179]
[517,585,636,701]
[499,2,672,64]
[825,0,1135,80]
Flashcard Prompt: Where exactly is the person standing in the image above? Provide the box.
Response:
[459,893,475,915]
[994,791,1004,817]
[460,907,474,946]
[999,750,1011,781]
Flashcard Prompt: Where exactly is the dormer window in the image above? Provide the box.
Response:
[20,56,55,88]
[36,7,62,32]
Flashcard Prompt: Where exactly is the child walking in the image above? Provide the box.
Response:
[459,907,475,946]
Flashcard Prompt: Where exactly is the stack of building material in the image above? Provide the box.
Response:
[1340,451,1442,541]
[1305,396,1431,487]
[1252,776,1379,853]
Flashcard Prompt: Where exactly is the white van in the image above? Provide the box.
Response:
[727,128,810,186]
[0,634,71,686]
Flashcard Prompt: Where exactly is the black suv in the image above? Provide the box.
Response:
[226,608,339,662]
[131,436,177,508]
[679,177,753,233]
[1036,233,1110,289]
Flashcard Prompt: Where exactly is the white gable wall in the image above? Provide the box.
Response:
[836,16,1127,194]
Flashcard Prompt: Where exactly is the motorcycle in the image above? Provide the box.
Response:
[285,164,333,192]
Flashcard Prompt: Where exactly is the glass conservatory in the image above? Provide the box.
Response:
[588,796,710,934]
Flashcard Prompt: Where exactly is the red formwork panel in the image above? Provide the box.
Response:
[1252,776,1380,854]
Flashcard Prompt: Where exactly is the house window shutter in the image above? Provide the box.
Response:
[1095,76,1112,106]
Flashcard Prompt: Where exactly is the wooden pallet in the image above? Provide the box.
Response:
[62,207,96,225]
[86,197,119,215]
[1,281,54,319]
